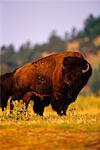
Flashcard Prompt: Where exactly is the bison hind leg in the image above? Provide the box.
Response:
[33,96,44,116]
[33,95,51,116]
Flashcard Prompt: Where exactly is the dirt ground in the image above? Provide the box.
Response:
[0,123,99,150]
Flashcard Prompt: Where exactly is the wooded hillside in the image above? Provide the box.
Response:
[0,14,100,95]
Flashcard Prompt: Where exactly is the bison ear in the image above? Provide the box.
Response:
[62,56,84,74]
[62,56,87,68]
[62,56,91,74]
[62,56,75,70]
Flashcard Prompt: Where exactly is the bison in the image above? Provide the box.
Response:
[9,51,92,116]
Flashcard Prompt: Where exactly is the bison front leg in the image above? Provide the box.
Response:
[51,100,64,116]
[57,110,63,116]
[62,105,68,116]
[57,106,68,116]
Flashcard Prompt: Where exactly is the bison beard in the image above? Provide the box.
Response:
[0,52,92,116]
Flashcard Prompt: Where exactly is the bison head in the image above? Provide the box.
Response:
[62,56,92,100]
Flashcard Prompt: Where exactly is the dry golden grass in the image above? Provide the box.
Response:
[0,96,100,150]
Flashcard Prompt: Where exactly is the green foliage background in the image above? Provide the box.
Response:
[0,14,100,95]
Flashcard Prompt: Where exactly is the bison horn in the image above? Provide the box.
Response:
[82,63,90,73]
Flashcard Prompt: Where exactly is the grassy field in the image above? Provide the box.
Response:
[0,96,100,150]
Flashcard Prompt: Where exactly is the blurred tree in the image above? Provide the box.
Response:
[48,30,65,52]
[1,14,100,79]
[70,27,77,40]
[84,14,100,39]
[19,41,31,52]
[64,31,69,42]
[0,44,18,73]
[90,65,100,95]
[1,45,7,55]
